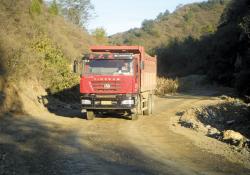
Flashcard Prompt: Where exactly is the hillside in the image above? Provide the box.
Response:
[154,0,250,98]
[0,0,94,112]
[204,0,250,97]
[110,0,250,99]
[110,0,229,53]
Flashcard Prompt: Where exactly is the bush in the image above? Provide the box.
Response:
[30,0,43,15]
[32,36,78,94]
[155,77,179,95]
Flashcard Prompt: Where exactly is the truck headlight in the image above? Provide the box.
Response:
[121,99,134,105]
[81,99,91,105]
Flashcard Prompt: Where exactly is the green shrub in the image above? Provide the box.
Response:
[32,36,78,94]
[200,24,215,34]
[30,0,42,15]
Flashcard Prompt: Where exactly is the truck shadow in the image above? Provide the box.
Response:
[37,85,80,118]
[94,112,132,120]
[39,85,130,120]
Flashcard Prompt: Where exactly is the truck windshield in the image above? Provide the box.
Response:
[83,59,133,75]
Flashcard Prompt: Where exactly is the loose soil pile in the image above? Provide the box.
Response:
[178,96,250,151]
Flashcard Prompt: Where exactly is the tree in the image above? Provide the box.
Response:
[141,19,159,36]
[156,10,170,21]
[92,27,108,44]
[30,0,43,15]
[141,19,154,32]
[58,0,94,27]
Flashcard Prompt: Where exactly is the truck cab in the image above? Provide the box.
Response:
[75,46,157,120]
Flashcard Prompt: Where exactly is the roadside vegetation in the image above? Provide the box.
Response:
[155,77,179,96]
[32,36,79,93]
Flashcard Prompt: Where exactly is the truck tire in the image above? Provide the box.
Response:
[143,95,153,116]
[129,108,138,120]
[86,110,95,120]
[151,95,154,115]
[136,95,143,115]
[131,113,138,120]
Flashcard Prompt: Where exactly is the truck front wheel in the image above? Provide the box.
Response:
[131,113,138,120]
[86,110,95,120]
[129,108,138,120]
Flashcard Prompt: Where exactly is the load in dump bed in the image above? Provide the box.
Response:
[74,46,157,120]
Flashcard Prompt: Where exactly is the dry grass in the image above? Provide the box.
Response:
[155,77,179,96]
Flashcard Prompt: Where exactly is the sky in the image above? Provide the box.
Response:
[88,0,205,36]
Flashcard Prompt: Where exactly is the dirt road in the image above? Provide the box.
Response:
[1,91,250,175]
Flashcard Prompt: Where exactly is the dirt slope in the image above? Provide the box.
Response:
[0,90,250,175]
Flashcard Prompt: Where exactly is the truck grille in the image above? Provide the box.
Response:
[91,81,121,92]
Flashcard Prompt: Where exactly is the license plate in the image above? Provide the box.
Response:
[101,101,112,105]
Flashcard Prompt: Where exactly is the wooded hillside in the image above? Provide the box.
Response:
[110,0,250,99]
[0,0,94,94]
[110,0,229,53]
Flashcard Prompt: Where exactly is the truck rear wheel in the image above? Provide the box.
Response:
[143,95,153,115]
[86,110,95,120]
[136,95,142,115]
[151,95,154,115]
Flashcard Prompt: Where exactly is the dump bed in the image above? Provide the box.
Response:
[141,53,157,92]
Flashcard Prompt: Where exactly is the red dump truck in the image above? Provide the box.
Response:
[74,46,157,120]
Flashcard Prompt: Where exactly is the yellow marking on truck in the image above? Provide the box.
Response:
[101,101,112,105]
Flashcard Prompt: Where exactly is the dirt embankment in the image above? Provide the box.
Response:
[177,96,250,147]
[0,80,23,114]
[171,94,250,168]
[0,80,47,115]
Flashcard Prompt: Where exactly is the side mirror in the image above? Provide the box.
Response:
[73,60,78,73]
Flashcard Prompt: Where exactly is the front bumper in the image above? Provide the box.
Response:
[81,94,137,110]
